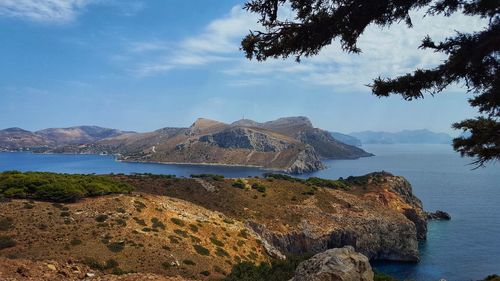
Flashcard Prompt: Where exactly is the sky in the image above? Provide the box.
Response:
[0,0,488,135]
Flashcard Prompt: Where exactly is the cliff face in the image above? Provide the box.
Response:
[124,172,427,263]
[361,173,427,240]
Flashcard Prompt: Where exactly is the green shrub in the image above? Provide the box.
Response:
[151,217,166,230]
[83,257,104,270]
[0,235,16,250]
[107,242,125,253]
[70,239,82,246]
[232,179,246,189]
[305,177,350,190]
[60,211,70,217]
[174,229,188,238]
[0,217,13,231]
[193,244,210,256]
[0,171,133,203]
[133,217,147,226]
[134,201,146,211]
[105,259,119,269]
[183,259,196,266]
[95,214,108,222]
[215,247,230,257]
[263,173,305,183]
[111,268,126,275]
[238,230,249,239]
[251,183,267,193]
[170,217,185,226]
[191,174,225,181]
[223,254,312,281]
[162,261,172,270]
[189,224,199,232]
[210,237,225,247]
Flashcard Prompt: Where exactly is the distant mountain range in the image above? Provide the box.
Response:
[348,129,453,145]
[0,117,373,174]
[329,132,363,146]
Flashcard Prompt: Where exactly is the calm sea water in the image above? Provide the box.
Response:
[0,144,499,281]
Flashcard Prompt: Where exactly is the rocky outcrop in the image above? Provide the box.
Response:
[248,214,420,262]
[426,210,451,220]
[199,127,291,152]
[290,246,374,281]
[386,176,427,240]
[285,145,326,174]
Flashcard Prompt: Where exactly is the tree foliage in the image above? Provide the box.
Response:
[242,0,499,166]
[0,171,133,202]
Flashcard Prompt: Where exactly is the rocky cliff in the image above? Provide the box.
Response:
[124,172,427,263]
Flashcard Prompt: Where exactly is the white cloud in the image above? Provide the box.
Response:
[127,3,487,88]
[0,0,95,22]
[131,5,259,77]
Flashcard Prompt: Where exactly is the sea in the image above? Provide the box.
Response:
[0,144,498,281]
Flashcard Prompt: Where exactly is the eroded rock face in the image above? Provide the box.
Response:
[248,213,420,262]
[290,246,374,281]
[286,145,326,174]
[199,127,291,152]
[380,176,428,240]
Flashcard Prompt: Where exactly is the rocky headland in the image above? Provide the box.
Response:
[0,117,372,174]
[0,171,428,280]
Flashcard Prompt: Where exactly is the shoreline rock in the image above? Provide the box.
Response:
[290,246,374,281]
[426,210,451,220]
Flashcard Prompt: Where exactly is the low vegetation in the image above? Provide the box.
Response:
[191,173,225,181]
[251,183,267,193]
[0,235,16,250]
[223,254,311,281]
[0,171,133,202]
[232,179,246,189]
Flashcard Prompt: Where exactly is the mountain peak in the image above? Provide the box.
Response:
[1,127,31,133]
[231,119,262,127]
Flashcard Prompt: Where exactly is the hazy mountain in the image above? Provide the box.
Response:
[0,126,132,151]
[36,126,133,145]
[330,132,362,146]
[0,128,52,150]
[350,129,453,144]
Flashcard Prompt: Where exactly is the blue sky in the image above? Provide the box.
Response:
[0,0,487,135]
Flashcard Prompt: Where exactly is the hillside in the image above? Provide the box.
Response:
[0,126,132,152]
[0,171,427,280]
[330,132,362,147]
[0,128,52,150]
[13,117,371,174]
[350,129,453,144]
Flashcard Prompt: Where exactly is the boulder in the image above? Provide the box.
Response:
[426,210,451,220]
[290,246,374,281]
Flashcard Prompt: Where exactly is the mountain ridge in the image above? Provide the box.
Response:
[350,129,453,144]
[0,117,372,174]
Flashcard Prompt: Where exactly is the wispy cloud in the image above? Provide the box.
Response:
[0,0,95,22]
[130,5,259,77]
[0,0,143,23]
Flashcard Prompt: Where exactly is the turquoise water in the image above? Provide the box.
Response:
[0,144,499,281]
